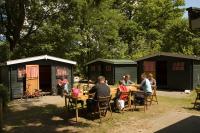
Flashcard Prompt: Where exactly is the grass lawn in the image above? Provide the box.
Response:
[3,91,200,133]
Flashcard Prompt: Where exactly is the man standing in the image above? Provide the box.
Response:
[87,76,110,112]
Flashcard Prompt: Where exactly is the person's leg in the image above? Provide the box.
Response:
[77,100,84,108]
[121,100,125,110]
[135,94,144,105]
[146,92,152,96]
[61,88,64,97]
[86,99,93,113]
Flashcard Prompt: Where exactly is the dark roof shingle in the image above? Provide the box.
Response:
[135,52,200,61]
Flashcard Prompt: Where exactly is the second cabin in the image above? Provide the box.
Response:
[86,58,137,85]
[136,52,200,90]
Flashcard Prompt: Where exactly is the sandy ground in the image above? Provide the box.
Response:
[109,111,200,133]
[3,93,200,133]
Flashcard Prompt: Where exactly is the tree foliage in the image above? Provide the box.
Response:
[0,0,200,75]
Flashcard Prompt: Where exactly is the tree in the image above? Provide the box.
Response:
[162,18,200,55]
[11,0,126,75]
[0,0,66,51]
[116,0,185,58]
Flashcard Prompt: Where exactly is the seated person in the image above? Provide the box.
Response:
[71,84,84,108]
[123,74,134,86]
[115,80,129,111]
[140,73,152,95]
[58,77,69,97]
[148,73,156,88]
[63,79,70,96]
[86,76,110,113]
[135,73,152,105]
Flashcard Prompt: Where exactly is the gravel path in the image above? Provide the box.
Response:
[157,90,190,98]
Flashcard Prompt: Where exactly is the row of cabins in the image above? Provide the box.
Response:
[1,52,200,99]
[87,52,200,91]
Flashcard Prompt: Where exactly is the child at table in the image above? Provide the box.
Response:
[72,84,84,108]
[115,80,129,111]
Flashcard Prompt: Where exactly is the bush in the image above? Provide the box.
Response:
[0,84,9,108]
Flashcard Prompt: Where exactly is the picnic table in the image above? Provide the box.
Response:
[65,93,88,122]
[66,84,141,122]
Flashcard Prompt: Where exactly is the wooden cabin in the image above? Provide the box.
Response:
[86,59,137,85]
[0,55,76,99]
[136,52,200,90]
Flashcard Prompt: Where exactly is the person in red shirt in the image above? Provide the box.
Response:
[114,80,129,111]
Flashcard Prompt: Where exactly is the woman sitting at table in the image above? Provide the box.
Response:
[122,74,134,86]
[71,84,84,108]
[115,80,129,111]
[148,73,156,88]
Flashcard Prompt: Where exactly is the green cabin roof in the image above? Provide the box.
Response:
[86,58,136,65]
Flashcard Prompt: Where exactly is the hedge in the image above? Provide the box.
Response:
[0,84,9,108]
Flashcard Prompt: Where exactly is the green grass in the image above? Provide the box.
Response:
[83,92,200,132]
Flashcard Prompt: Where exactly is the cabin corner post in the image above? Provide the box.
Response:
[71,65,74,89]
[9,66,12,100]
[190,60,193,90]
[113,65,115,84]
[51,65,57,95]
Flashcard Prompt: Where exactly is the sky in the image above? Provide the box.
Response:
[185,0,200,8]
[184,0,200,17]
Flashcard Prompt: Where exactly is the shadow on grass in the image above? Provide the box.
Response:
[155,116,200,133]
[182,101,200,111]
[183,106,200,111]
[3,103,92,133]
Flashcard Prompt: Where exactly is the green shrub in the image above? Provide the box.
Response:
[196,84,200,89]
[0,84,9,108]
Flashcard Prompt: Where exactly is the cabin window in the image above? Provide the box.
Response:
[106,65,112,71]
[172,62,184,71]
[56,66,68,78]
[26,66,39,78]
[17,66,26,80]
[91,65,95,71]
[143,61,155,71]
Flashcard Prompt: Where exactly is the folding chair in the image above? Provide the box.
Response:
[193,89,200,109]
[97,95,112,122]
[150,86,158,105]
